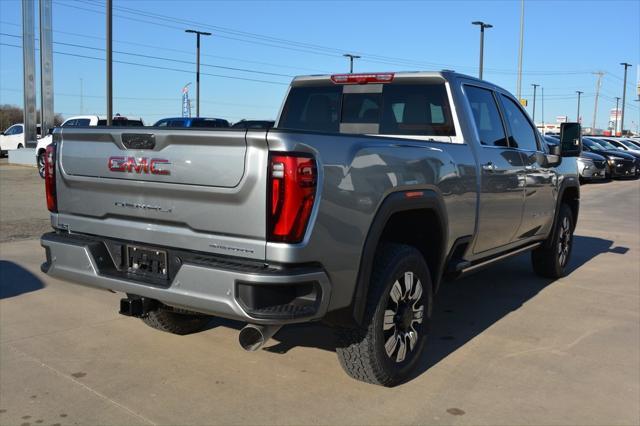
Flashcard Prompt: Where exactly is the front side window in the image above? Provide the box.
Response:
[465,86,508,147]
[499,95,539,151]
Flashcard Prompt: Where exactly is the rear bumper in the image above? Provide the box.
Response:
[40,232,331,325]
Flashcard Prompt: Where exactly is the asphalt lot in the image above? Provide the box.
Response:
[0,161,639,425]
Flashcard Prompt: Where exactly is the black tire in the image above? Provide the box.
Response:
[335,243,432,386]
[532,204,574,278]
[37,150,46,178]
[17,144,23,149]
[141,306,210,335]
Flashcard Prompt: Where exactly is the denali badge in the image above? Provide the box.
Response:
[108,156,170,175]
[115,201,172,213]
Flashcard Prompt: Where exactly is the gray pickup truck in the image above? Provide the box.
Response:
[41,71,582,386]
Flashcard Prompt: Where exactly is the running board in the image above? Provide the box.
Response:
[455,242,542,278]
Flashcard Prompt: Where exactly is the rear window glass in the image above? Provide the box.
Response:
[191,119,229,128]
[342,93,381,123]
[97,119,144,127]
[278,85,342,133]
[380,84,454,136]
[278,82,454,136]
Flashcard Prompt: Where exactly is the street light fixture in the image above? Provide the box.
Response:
[343,54,361,74]
[620,62,632,135]
[472,21,493,80]
[185,29,212,117]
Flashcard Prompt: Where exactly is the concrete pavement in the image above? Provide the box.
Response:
[0,169,639,425]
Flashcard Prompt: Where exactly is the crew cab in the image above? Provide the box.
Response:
[40,71,581,386]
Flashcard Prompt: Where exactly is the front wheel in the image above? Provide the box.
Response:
[17,144,24,149]
[37,151,46,178]
[336,243,432,386]
[532,204,574,278]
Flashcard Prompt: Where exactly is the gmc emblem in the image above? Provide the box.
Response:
[108,156,170,175]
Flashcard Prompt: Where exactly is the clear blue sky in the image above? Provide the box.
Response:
[1,0,639,130]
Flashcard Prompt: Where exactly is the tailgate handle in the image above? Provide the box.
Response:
[122,133,156,150]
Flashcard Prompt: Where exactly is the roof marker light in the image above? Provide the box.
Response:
[330,73,395,84]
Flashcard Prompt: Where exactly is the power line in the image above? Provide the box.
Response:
[0,42,289,86]
[54,0,600,77]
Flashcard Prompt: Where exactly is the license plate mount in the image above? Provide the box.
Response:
[126,245,168,280]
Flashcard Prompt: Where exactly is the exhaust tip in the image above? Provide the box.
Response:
[238,324,282,352]
[239,326,265,351]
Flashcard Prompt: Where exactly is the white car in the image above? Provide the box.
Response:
[35,115,145,177]
[0,123,27,155]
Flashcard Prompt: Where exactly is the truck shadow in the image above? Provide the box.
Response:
[260,235,627,382]
[0,260,46,299]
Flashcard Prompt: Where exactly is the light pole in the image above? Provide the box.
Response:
[614,97,620,135]
[106,0,112,125]
[343,54,361,74]
[620,62,632,135]
[576,90,583,123]
[516,0,525,100]
[185,29,212,117]
[472,21,492,80]
[531,83,539,123]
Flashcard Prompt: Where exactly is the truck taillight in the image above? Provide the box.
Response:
[45,144,57,212]
[268,154,317,243]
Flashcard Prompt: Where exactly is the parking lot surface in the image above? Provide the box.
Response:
[0,163,639,425]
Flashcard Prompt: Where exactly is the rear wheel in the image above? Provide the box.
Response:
[532,204,574,278]
[141,305,211,335]
[17,144,23,149]
[336,243,432,386]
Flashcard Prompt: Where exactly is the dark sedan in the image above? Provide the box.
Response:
[591,137,640,176]
[582,138,637,179]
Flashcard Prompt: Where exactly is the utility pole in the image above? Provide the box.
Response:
[472,21,493,80]
[343,54,361,74]
[541,86,544,129]
[185,29,212,117]
[576,91,583,123]
[106,0,112,125]
[620,62,632,135]
[614,97,620,135]
[531,83,539,123]
[516,0,525,100]
[39,0,54,135]
[592,71,604,133]
[80,78,84,114]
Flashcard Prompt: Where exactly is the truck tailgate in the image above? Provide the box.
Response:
[54,128,269,260]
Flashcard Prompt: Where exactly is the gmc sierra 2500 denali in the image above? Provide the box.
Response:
[41,71,582,386]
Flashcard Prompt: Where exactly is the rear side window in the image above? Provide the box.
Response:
[279,86,342,133]
[380,84,454,136]
[465,86,508,147]
[499,95,538,151]
[75,119,91,126]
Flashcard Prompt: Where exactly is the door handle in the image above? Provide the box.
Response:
[525,165,537,171]
[482,162,497,172]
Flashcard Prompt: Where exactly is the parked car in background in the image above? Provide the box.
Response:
[597,137,640,154]
[0,123,26,155]
[1,123,46,156]
[152,117,230,128]
[231,120,275,129]
[545,136,606,182]
[36,115,145,178]
[591,137,640,176]
[582,137,637,178]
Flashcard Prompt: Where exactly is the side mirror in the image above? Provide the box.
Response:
[559,122,582,157]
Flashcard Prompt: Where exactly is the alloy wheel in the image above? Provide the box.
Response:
[383,271,424,363]
[558,216,571,267]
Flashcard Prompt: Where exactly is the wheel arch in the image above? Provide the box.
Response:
[350,190,448,326]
